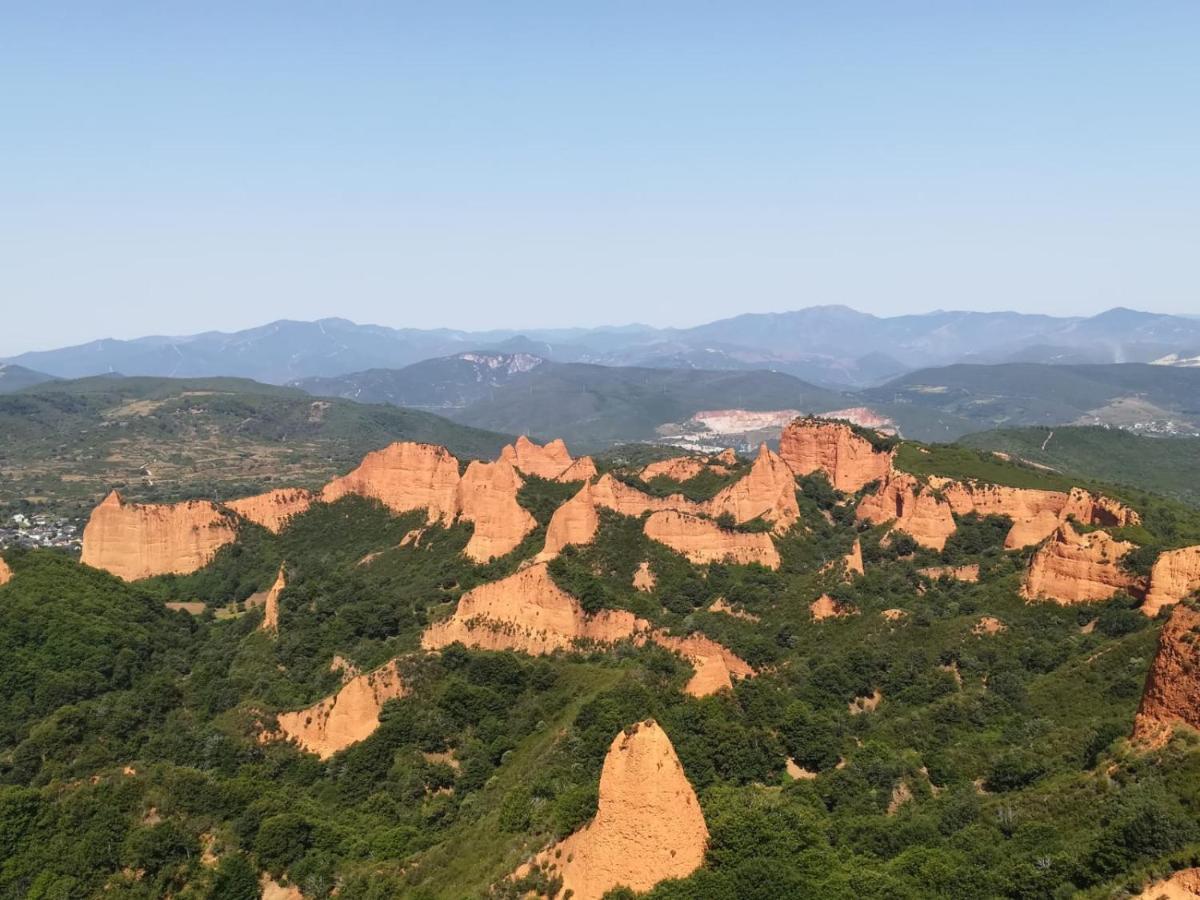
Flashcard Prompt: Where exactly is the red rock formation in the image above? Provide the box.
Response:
[321,442,461,524]
[455,459,537,562]
[1021,523,1139,604]
[274,659,406,759]
[421,563,649,655]
[557,455,599,482]
[856,473,957,551]
[705,444,799,533]
[644,510,780,569]
[641,456,708,482]
[260,877,303,900]
[779,418,893,492]
[0,557,11,586]
[1144,546,1200,617]
[811,594,856,621]
[81,491,237,581]
[652,632,755,697]
[519,721,708,900]
[260,565,286,635]
[973,616,1005,635]
[844,539,865,577]
[225,488,314,533]
[632,561,656,592]
[1134,866,1200,899]
[1133,602,1200,748]
[708,598,760,621]
[500,435,579,480]
[918,564,980,582]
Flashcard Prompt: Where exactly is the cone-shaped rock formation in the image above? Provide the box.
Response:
[1133,602,1200,748]
[705,444,799,533]
[81,491,237,581]
[455,459,537,562]
[644,510,780,569]
[226,488,314,533]
[500,435,594,482]
[259,565,286,634]
[273,659,406,759]
[1144,546,1200,617]
[779,418,893,492]
[518,720,708,900]
[857,472,957,551]
[1022,523,1139,604]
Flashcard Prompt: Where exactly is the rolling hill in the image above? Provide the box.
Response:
[0,364,56,394]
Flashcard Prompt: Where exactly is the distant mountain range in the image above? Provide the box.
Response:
[0,364,57,394]
[8,306,1200,389]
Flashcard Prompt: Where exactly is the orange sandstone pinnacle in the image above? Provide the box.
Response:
[1132,602,1200,748]
[515,721,708,900]
[779,418,893,492]
[0,556,11,586]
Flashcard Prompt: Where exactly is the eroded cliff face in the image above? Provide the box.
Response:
[421,563,649,655]
[273,659,406,759]
[321,442,462,524]
[644,510,781,569]
[706,445,799,533]
[919,564,980,582]
[779,419,893,492]
[843,540,865,577]
[856,473,957,551]
[500,435,591,481]
[260,565,286,635]
[1022,523,1139,604]
[641,456,708,482]
[0,557,11,586]
[632,561,656,592]
[1134,866,1200,899]
[225,488,314,533]
[1133,603,1200,748]
[652,632,755,697]
[81,491,238,581]
[934,480,1141,549]
[1144,546,1200,617]
[519,721,708,900]
[455,459,537,562]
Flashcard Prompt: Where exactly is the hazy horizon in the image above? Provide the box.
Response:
[4,3,1198,356]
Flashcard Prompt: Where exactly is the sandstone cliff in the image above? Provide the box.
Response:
[1144,546,1200,617]
[1134,867,1200,898]
[1132,602,1200,748]
[455,459,537,562]
[274,659,406,759]
[519,721,708,900]
[421,563,649,655]
[1021,523,1139,604]
[652,632,755,697]
[81,491,238,581]
[856,473,957,551]
[321,442,461,524]
[0,557,11,586]
[225,488,314,533]
[500,435,589,481]
[641,456,708,482]
[919,564,980,582]
[705,444,799,533]
[632,561,656,592]
[644,510,781,569]
[779,418,893,492]
[557,455,599,482]
[260,565,286,635]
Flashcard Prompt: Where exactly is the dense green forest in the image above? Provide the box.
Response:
[3,439,1200,898]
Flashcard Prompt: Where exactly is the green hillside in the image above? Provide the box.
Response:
[0,376,511,518]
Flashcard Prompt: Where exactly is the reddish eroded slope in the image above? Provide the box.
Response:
[0,557,11,586]
[779,418,893,492]
[652,632,755,696]
[1133,602,1200,748]
[1144,546,1200,617]
[518,721,708,900]
[421,563,649,655]
[919,564,980,582]
[856,472,957,551]
[321,441,461,523]
[705,444,799,533]
[644,510,781,569]
[455,459,537,562]
[934,479,1141,549]
[273,659,406,759]
[81,491,237,581]
[259,565,286,635]
[1134,867,1200,899]
[641,456,709,482]
[225,488,314,533]
[1021,523,1139,604]
[500,435,595,482]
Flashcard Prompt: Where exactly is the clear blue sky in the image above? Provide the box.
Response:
[2,2,1197,354]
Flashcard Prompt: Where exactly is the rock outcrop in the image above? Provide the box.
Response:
[558,455,599,482]
[321,442,461,524]
[0,557,11,586]
[641,456,709,482]
[1144,546,1200,617]
[1132,602,1200,748]
[705,445,799,533]
[455,459,537,562]
[811,594,856,621]
[260,565,286,634]
[1134,867,1200,899]
[934,480,1141,549]
[644,510,781,569]
[779,418,893,492]
[519,721,708,900]
[422,563,649,655]
[500,435,593,482]
[225,488,314,533]
[81,491,237,581]
[274,659,406,759]
[856,472,957,551]
[653,632,755,697]
[1021,523,1139,604]
[632,561,656,592]
[919,564,980,582]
